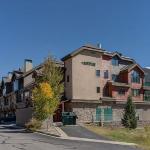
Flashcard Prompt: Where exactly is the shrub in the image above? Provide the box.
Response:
[25,118,42,131]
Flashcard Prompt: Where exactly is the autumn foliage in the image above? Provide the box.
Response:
[32,55,63,122]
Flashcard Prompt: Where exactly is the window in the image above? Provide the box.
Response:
[14,80,19,91]
[112,74,117,81]
[97,87,100,93]
[3,86,6,95]
[4,99,9,105]
[132,89,140,97]
[104,70,109,79]
[112,56,119,66]
[67,75,69,82]
[96,70,100,77]
[131,71,140,83]
[118,88,125,95]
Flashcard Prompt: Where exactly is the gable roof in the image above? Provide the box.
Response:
[62,45,135,62]
[61,45,105,61]
[104,51,135,62]
[11,70,24,81]
[120,63,145,74]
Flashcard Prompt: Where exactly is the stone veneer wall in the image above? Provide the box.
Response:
[69,101,150,126]
[72,102,99,123]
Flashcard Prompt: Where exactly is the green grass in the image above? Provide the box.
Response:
[85,125,150,150]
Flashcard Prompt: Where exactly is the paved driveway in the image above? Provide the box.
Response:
[61,125,110,140]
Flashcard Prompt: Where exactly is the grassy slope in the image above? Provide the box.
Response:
[85,125,150,150]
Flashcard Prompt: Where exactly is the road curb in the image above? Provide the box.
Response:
[59,136,137,146]
[36,130,137,147]
[35,130,61,137]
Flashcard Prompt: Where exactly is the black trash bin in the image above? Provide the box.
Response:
[62,112,77,125]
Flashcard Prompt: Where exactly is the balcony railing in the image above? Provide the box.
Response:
[144,82,150,87]
[144,96,150,102]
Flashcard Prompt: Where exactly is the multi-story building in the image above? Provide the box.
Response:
[62,45,150,125]
[0,45,150,126]
[0,59,34,121]
[0,59,63,125]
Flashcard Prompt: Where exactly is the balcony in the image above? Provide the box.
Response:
[143,82,150,90]
[108,81,130,88]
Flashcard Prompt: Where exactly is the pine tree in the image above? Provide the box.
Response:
[122,96,137,129]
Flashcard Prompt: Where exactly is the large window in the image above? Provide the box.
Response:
[131,71,140,83]
[132,89,140,97]
[112,56,119,66]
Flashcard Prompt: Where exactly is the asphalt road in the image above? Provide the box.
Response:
[0,124,140,150]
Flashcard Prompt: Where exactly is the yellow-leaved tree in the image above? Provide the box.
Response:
[32,55,64,124]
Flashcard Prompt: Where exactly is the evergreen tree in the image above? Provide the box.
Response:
[122,96,137,129]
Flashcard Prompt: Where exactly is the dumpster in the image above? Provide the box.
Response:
[62,112,77,125]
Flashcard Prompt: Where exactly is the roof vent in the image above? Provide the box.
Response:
[97,43,102,49]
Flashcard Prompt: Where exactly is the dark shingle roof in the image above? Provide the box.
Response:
[120,63,144,74]
[61,45,135,62]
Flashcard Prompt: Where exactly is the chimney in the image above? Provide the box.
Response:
[24,59,33,72]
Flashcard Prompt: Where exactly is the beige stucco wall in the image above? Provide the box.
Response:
[64,49,116,100]
[65,58,72,100]
[72,51,102,100]
[16,107,33,126]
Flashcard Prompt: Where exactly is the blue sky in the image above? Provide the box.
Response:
[0,0,150,77]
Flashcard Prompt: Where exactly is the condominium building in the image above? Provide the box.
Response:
[0,44,150,126]
[0,59,63,125]
[62,45,150,125]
